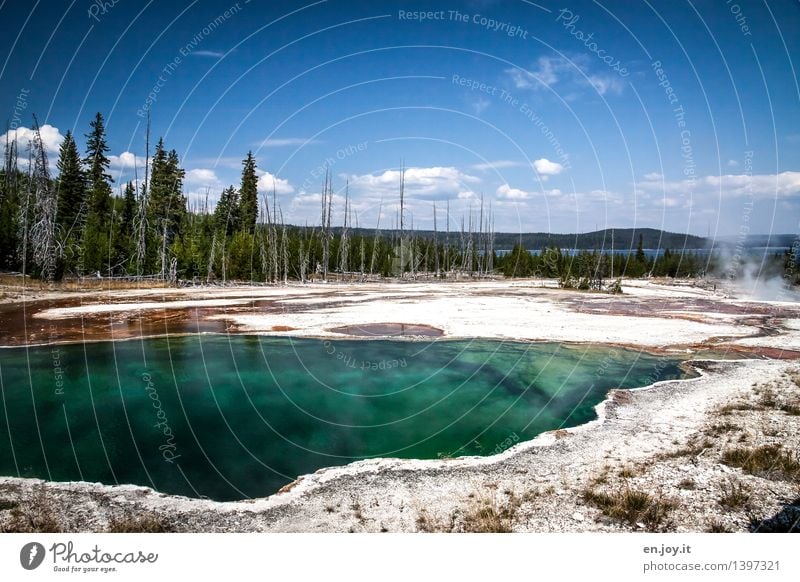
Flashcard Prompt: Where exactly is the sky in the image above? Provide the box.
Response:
[1,0,799,237]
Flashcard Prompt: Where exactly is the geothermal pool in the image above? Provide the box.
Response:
[0,336,689,501]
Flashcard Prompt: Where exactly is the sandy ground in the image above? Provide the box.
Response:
[1,277,799,532]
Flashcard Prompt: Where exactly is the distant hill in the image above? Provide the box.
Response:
[713,233,797,248]
[323,226,709,250]
[317,226,795,251]
[489,228,708,250]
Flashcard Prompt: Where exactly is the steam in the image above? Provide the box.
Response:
[716,242,799,302]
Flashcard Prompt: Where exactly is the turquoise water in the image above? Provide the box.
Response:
[0,337,688,501]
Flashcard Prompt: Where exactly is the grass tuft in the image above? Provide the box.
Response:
[721,445,800,482]
[106,513,174,533]
[583,486,676,531]
[717,479,751,510]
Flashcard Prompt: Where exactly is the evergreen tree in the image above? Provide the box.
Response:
[121,181,136,232]
[239,151,258,233]
[84,112,113,220]
[55,130,86,235]
[214,185,240,236]
[82,113,114,274]
[148,140,186,239]
[0,134,20,269]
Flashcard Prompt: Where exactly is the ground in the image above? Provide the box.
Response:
[0,276,798,532]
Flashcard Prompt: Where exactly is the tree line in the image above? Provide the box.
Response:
[1,112,796,287]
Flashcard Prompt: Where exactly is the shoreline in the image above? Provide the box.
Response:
[1,357,797,532]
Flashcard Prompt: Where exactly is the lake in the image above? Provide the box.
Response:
[0,336,689,501]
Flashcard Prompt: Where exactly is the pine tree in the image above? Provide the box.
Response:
[0,129,20,269]
[55,130,86,236]
[82,113,113,274]
[84,112,113,220]
[121,181,136,232]
[239,151,258,233]
[148,139,186,238]
[214,185,240,236]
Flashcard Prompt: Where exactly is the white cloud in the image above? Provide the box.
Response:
[471,97,490,115]
[346,166,480,200]
[496,184,531,200]
[644,172,663,180]
[639,171,800,199]
[185,168,221,186]
[507,56,560,89]
[109,151,147,170]
[505,54,624,97]
[256,137,321,148]
[190,50,225,58]
[257,170,295,195]
[586,74,624,96]
[0,124,64,157]
[470,160,528,172]
[727,159,739,168]
[533,158,564,176]
[496,184,562,200]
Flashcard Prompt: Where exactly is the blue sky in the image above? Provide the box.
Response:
[1,0,799,236]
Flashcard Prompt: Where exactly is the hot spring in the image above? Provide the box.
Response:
[0,336,690,501]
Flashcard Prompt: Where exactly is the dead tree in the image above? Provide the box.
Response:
[134,115,151,277]
[369,198,382,276]
[29,116,60,282]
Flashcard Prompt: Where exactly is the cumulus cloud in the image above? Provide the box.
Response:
[533,158,564,176]
[185,168,221,186]
[257,170,295,195]
[0,124,64,157]
[346,166,480,200]
[644,172,663,180]
[639,171,800,199]
[109,152,140,169]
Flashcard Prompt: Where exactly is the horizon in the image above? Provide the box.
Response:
[1,0,798,237]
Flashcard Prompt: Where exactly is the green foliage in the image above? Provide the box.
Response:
[214,186,240,236]
[502,244,533,277]
[148,139,186,243]
[55,130,87,234]
[239,151,258,234]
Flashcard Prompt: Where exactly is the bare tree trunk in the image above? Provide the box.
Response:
[207,231,216,283]
[369,198,382,276]
[433,201,439,277]
[135,115,150,277]
[29,116,59,283]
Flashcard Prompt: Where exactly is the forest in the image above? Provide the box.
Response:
[1,113,796,288]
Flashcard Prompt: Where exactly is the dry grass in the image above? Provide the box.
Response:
[461,497,514,533]
[721,445,800,482]
[0,486,62,533]
[717,479,752,510]
[582,486,677,531]
[106,513,173,533]
[416,489,523,533]
[705,519,733,533]
[705,422,738,437]
[660,437,713,460]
